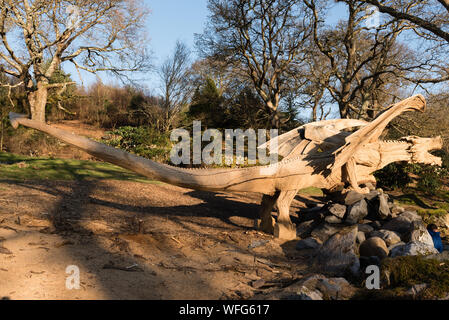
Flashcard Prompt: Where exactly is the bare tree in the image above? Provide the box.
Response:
[360,0,449,45]
[303,0,446,119]
[157,41,192,132]
[0,0,150,122]
[196,0,312,128]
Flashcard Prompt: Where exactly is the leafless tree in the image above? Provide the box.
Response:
[360,0,449,45]
[157,41,192,132]
[196,0,312,128]
[304,0,447,119]
[0,0,150,122]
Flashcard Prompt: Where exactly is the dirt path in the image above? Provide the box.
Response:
[0,179,318,300]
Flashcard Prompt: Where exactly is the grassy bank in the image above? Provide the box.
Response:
[0,152,160,184]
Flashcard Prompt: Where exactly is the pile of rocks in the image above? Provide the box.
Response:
[295,189,441,275]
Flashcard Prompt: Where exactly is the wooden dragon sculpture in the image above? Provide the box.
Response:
[9,95,443,239]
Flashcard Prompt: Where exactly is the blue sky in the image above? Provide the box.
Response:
[69,0,347,92]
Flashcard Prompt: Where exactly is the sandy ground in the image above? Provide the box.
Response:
[0,178,320,300]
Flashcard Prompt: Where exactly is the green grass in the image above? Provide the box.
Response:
[298,187,323,196]
[0,152,161,184]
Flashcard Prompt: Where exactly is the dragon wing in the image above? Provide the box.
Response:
[327,94,426,175]
[259,118,368,158]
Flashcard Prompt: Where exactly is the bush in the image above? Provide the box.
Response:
[374,163,412,190]
[102,126,172,162]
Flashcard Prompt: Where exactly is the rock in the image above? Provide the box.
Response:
[327,203,347,219]
[315,277,354,300]
[424,251,449,262]
[367,192,391,220]
[345,199,368,225]
[357,224,374,234]
[369,220,382,230]
[391,205,405,215]
[406,222,435,248]
[343,190,365,206]
[296,220,316,238]
[364,190,380,201]
[296,286,323,300]
[383,211,422,234]
[294,274,355,300]
[310,223,343,243]
[387,241,406,253]
[406,283,427,296]
[369,229,401,247]
[360,256,381,271]
[356,231,366,244]
[316,226,360,276]
[296,237,321,250]
[390,241,439,257]
[325,215,343,224]
[359,237,389,259]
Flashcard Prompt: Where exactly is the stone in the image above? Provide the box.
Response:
[315,277,354,300]
[343,190,365,206]
[359,237,389,259]
[387,241,406,252]
[369,229,401,247]
[369,220,383,230]
[390,241,439,257]
[383,211,422,234]
[406,284,427,297]
[391,205,405,215]
[357,224,374,234]
[328,203,347,219]
[377,192,392,219]
[296,220,316,238]
[356,231,366,244]
[296,237,321,250]
[325,215,343,224]
[364,190,380,201]
[311,223,343,243]
[345,199,368,224]
[316,226,360,276]
[367,192,391,220]
[296,286,323,300]
[407,222,435,248]
[294,274,355,300]
[359,256,381,271]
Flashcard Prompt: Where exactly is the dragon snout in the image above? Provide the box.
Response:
[401,136,443,166]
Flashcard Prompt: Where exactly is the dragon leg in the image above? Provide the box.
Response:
[273,190,298,240]
[256,191,280,234]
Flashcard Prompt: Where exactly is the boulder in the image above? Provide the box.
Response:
[369,229,401,247]
[369,220,383,230]
[364,190,380,201]
[296,220,316,238]
[294,274,354,300]
[367,192,391,220]
[342,190,365,206]
[311,223,343,243]
[406,222,435,248]
[387,241,406,252]
[296,237,321,250]
[359,237,389,259]
[390,241,439,257]
[356,231,366,244]
[328,203,347,219]
[383,211,422,234]
[316,226,360,276]
[345,199,368,225]
[296,286,323,300]
[357,224,374,234]
[325,215,343,224]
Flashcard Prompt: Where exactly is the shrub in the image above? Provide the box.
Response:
[102,126,172,162]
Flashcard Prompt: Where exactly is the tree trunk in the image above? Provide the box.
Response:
[28,82,48,122]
